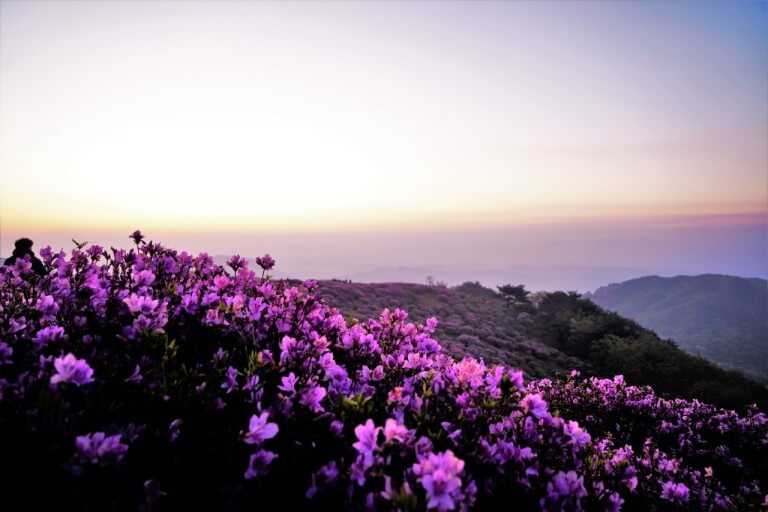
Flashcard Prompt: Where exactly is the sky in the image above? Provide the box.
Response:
[1,0,766,289]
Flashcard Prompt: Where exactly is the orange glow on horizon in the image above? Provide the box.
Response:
[2,202,765,238]
[1,1,766,242]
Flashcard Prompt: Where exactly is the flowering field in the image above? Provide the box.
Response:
[1,233,766,511]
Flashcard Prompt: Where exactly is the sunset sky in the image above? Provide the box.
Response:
[1,0,766,288]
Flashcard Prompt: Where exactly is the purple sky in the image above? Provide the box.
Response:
[0,1,766,289]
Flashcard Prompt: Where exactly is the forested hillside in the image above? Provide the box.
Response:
[587,275,768,381]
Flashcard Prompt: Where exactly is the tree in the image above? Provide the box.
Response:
[497,284,530,305]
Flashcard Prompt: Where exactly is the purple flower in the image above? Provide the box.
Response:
[507,369,525,390]
[244,449,277,480]
[393,308,408,321]
[329,420,344,437]
[12,257,33,275]
[84,273,102,291]
[520,393,549,419]
[221,366,239,393]
[181,293,199,314]
[353,419,381,468]
[129,230,145,244]
[36,295,59,317]
[350,456,368,486]
[39,245,52,261]
[541,471,587,510]
[212,274,231,291]
[412,450,465,512]
[247,297,266,321]
[300,385,327,413]
[383,418,408,443]
[279,335,304,364]
[158,256,177,273]
[361,364,385,382]
[226,254,247,272]
[657,457,678,473]
[660,480,689,504]
[134,311,168,333]
[606,492,623,512]
[452,358,484,387]
[242,374,260,393]
[51,353,94,386]
[8,317,27,334]
[86,244,103,257]
[35,325,67,344]
[123,293,159,314]
[278,372,299,394]
[133,270,155,287]
[75,432,128,465]
[255,254,275,271]
[244,412,279,445]
[563,420,591,450]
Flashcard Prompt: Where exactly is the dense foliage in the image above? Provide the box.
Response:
[321,281,768,410]
[1,234,766,511]
[534,291,768,410]
[586,275,768,382]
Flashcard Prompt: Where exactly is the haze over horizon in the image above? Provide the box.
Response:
[1,0,766,289]
[2,216,765,293]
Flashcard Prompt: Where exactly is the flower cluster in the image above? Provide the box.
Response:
[0,233,765,510]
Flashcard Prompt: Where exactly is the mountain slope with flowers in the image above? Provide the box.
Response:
[316,280,583,379]
[1,233,766,511]
[318,280,768,410]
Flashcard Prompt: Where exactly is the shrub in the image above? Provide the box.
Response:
[0,235,765,510]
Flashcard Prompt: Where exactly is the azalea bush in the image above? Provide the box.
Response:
[0,232,766,511]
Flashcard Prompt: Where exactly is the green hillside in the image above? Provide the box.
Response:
[586,274,768,381]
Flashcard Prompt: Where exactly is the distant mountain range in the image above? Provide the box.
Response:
[585,274,768,382]
[213,254,670,293]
